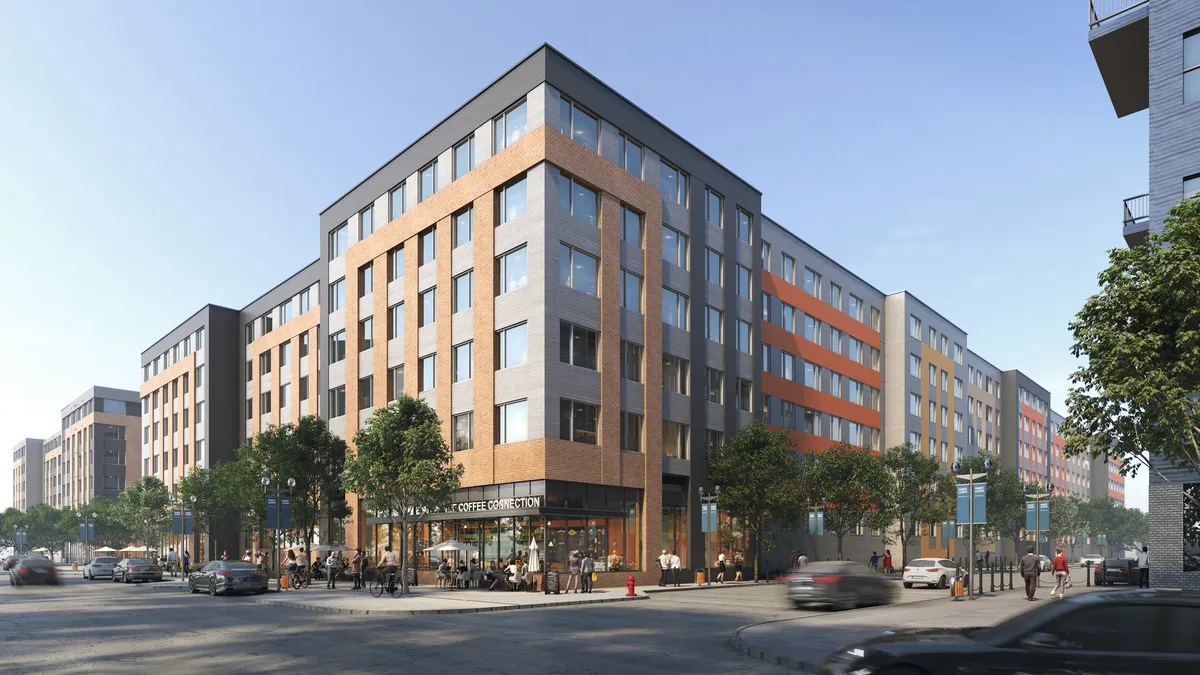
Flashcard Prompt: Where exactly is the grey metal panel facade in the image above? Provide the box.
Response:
[1148,1,1200,234]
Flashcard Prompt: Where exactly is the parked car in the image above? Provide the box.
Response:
[8,556,59,586]
[820,589,1200,675]
[3,554,20,571]
[902,558,960,590]
[83,556,119,580]
[786,561,894,611]
[188,560,269,596]
[1037,555,1052,573]
[112,558,163,583]
[1094,557,1138,586]
[1079,553,1105,569]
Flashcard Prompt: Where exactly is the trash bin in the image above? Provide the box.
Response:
[951,575,965,599]
[694,570,705,584]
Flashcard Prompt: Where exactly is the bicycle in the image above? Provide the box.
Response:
[281,566,309,590]
[370,568,399,598]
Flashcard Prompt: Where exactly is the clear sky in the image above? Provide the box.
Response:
[0,1,1148,511]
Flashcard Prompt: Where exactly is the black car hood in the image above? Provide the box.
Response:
[856,626,982,647]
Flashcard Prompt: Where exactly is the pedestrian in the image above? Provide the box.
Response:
[166,548,178,576]
[566,550,582,593]
[325,551,340,589]
[221,550,229,561]
[581,551,595,593]
[984,550,991,568]
[1138,545,1150,588]
[182,550,191,575]
[351,549,363,590]
[657,549,671,586]
[1049,547,1070,600]
[870,551,880,571]
[256,550,267,571]
[242,550,252,563]
[670,550,681,586]
[797,550,809,568]
[717,551,727,583]
[1021,544,1041,601]
[976,550,983,571]
[882,550,893,574]
[734,551,744,581]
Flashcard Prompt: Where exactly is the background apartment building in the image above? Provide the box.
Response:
[41,433,61,508]
[49,387,140,510]
[12,439,43,511]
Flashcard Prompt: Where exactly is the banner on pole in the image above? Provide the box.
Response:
[182,509,193,535]
[1025,501,1050,532]
[172,509,182,535]
[808,511,824,535]
[701,503,718,533]
[266,495,278,530]
[280,496,292,530]
[956,483,987,524]
[78,523,94,541]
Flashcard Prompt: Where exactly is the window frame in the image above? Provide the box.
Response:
[453,135,475,181]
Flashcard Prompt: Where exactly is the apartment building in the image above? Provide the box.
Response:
[1090,0,1200,588]
[1048,411,1093,500]
[964,350,1003,459]
[50,387,141,510]
[1000,371,1052,486]
[12,439,43,511]
[41,433,61,508]
[1092,455,1128,502]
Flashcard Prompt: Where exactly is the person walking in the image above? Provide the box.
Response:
[566,550,582,593]
[581,551,595,593]
[1138,545,1150,588]
[670,550,681,586]
[716,551,726,583]
[976,550,983,571]
[882,550,893,574]
[182,550,191,575]
[166,548,178,576]
[797,550,809,568]
[870,551,880,572]
[657,550,671,586]
[1021,545,1041,601]
[351,549,363,590]
[325,552,340,589]
[734,551,744,581]
[242,550,252,563]
[1049,548,1070,600]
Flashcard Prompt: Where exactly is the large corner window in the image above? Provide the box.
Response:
[493,100,528,154]
[556,96,598,152]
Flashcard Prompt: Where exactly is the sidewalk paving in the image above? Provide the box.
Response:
[731,568,1098,672]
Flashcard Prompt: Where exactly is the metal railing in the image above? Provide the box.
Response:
[1123,193,1149,226]
[1089,0,1148,28]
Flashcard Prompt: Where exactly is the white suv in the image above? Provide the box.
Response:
[83,556,118,580]
[1079,554,1105,569]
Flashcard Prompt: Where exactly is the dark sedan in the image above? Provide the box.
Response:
[1094,557,1138,586]
[787,561,895,611]
[188,560,268,596]
[821,589,1200,675]
[3,554,21,571]
[8,556,59,586]
[112,558,164,583]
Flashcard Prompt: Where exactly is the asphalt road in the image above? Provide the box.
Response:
[1,575,831,674]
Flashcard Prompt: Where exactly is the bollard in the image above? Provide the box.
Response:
[626,575,637,597]
[979,564,984,596]
[1086,561,1092,587]
[1009,561,1014,590]
[990,563,995,593]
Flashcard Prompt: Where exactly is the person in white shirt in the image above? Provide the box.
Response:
[717,551,727,583]
[1137,546,1149,588]
[505,562,521,590]
[657,550,671,586]
[669,551,681,586]
[797,551,809,569]
[242,550,252,562]
[325,553,340,589]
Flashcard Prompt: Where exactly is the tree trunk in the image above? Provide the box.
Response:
[837,534,844,561]
[399,517,410,596]
[753,520,762,582]
[898,528,909,569]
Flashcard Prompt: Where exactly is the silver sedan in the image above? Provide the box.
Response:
[188,561,269,596]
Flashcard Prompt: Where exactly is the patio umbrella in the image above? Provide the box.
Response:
[93,546,117,553]
[32,547,50,553]
[312,544,354,552]
[527,538,541,572]
[422,539,478,553]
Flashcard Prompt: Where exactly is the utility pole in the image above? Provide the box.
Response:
[698,486,720,584]
[953,459,990,601]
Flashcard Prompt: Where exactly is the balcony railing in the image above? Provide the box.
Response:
[1089,0,1148,28]
[1123,193,1149,226]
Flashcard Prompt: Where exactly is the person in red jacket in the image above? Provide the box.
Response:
[1049,548,1071,600]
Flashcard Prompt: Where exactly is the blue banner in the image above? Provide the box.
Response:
[172,509,182,535]
[15,532,25,549]
[78,523,94,541]
[956,483,987,525]
[266,495,278,529]
[808,511,824,535]
[280,496,292,530]
[701,503,718,533]
[1025,501,1050,532]
[182,509,193,535]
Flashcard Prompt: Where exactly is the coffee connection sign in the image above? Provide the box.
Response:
[444,495,544,513]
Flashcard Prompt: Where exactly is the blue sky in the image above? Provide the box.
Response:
[0,1,1148,510]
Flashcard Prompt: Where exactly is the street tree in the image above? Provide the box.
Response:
[1062,197,1200,504]
[709,421,806,581]
[1080,497,1148,555]
[877,443,955,569]
[806,443,890,561]
[0,507,24,551]
[344,395,463,595]
[83,496,134,550]
[177,460,259,559]
[23,504,73,559]
[1048,495,1086,557]
[117,476,171,553]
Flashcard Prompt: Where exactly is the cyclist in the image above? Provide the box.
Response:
[284,549,299,590]
[378,545,398,593]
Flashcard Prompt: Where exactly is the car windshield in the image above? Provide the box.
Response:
[909,559,937,567]
[93,557,117,564]
[126,558,148,565]
[224,562,257,570]
[974,594,1105,644]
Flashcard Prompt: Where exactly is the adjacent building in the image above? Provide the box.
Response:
[12,439,43,511]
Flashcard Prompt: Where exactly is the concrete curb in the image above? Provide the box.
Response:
[236,592,649,616]
[643,580,784,594]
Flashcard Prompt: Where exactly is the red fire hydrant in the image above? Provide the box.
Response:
[626,575,637,597]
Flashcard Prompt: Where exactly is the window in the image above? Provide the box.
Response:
[419,355,436,392]
[420,228,436,265]
[453,135,474,180]
[387,366,403,402]
[870,306,881,330]
[829,328,843,355]
[1186,30,1200,104]
[662,225,688,268]
[761,240,771,271]
[830,416,842,442]
[500,176,527,224]
[659,159,688,205]
[453,412,473,451]
[705,248,722,286]
[620,341,643,382]
[497,246,528,294]
[389,246,405,282]
[556,173,598,226]
[735,264,752,299]
[299,376,308,402]
[329,224,347,259]
[329,331,346,363]
[620,206,643,247]
[663,354,689,395]
[929,364,936,383]
[259,351,272,375]
[495,399,529,444]
[419,160,437,202]
[359,318,373,351]
[557,97,598,151]
[803,268,821,298]
[953,343,964,365]
[782,304,796,333]
[927,326,937,346]
[260,391,272,415]
[954,378,964,399]
[261,313,273,336]
[939,335,948,355]
[909,315,921,339]
[620,412,643,452]
[735,208,751,243]
[940,370,948,392]
[559,244,598,295]
[939,405,947,426]
[782,351,796,381]
[388,303,404,341]
[781,254,796,284]
[419,288,436,326]
[735,320,752,354]
[358,263,373,298]
[736,378,752,412]
[246,359,253,382]
[829,283,842,310]
[848,294,863,322]
[704,306,723,343]
[453,342,473,382]
[620,270,643,312]
[954,412,964,433]
[279,383,291,409]
[453,271,473,313]
[359,204,374,239]
[1186,173,1200,200]
[493,100,527,153]
[389,182,406,221]
[662,421,689,459]
[329,278,345,312]
[705,368,724,404]
[615,133,643,176]
[560,322,598,370]
[280,341,292,367]
[497,322,528,369]
[195,365,204,388]
[453,206,473,247]
[762,292,773,323]
[910,393,921,417]
[804,315,820,344]
[280,300,293,325]
[559,399,599,444]
[662,288,689,330]
[909,431,920,448]
[328,386,345,418]
[704,188,722,226]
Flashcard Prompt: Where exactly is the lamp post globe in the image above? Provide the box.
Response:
[984,459,992,471]
[91,512,97,519]
[190,495,197,504]
[952,461,961,474]
[261,475,270,487]
[286,478,296,489]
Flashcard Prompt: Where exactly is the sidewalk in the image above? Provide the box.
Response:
[732,569,1096,672]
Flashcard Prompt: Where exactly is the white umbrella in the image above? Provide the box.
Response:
[423,539,478,553]
[312,544,354,552]
[527,538,541,572]
[94,546,118,553]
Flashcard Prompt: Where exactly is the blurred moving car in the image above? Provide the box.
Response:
[83,556,119,580]
[787,561,895,611]
[1095,558,1138,586]
[112,558,164,583]
[187,560,269,596]
[821,589,1200,675]
[1079,553,1104,569]
[3,554,21,571]
[902,558,959,589]
[8,556,60,586]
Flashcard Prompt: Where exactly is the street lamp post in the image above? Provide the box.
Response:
[953,459,990,601]
[14,528,27,556]
[1025,483,1054,578]
[262,476,296,583]
[189,495,198,562]
[698,486,721,585]
[77,511,96,562]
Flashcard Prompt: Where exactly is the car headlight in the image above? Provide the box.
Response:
[824,647,874,675]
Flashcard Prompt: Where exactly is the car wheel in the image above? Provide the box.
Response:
[936,575,948,590]
[189,578,198,593]
[209,580,220,596]
[123,574,130,584]
[903,582,913,589]
[835,593,856,611]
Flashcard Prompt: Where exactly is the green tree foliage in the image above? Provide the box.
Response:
[877,444,955,568]
[709,421,805,581]
[117,476,171,550]
[81,496,134,549]
[1080,497,1148,555]
[806,443,890,561]
[23,503,74,558]
[344,395,463,595]
[1062,198,1200,497]
[0,507,24,550]
[177,460,260,558]
[1048,495,1086,557]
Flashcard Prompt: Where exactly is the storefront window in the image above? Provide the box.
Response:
[663,505,688,568]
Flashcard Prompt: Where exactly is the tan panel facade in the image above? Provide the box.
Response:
[247,306,320,437]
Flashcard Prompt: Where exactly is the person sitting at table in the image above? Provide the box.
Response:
[436,559,451,588]
[505,560,522,591]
